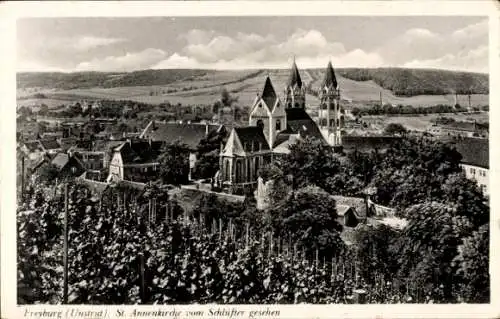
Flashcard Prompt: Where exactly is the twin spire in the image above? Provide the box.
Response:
[259,58,338,103]
[322,61,338,89]
[287,56,303,89]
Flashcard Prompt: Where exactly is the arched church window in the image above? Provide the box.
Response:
[247,158,251,182]
[225,159,230,180]
[276,119,281,131]
[256,120,264,131]
[254,156,260,180]
[236,160,242,183]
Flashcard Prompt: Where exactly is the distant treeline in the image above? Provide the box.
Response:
[352,103,489,116]
[16,69,210,90]
[336,68,488,96]
[18,67,488,97]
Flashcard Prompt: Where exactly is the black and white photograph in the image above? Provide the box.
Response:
[5,2,494,311]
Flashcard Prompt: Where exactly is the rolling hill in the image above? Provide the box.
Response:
[17,68,489,108]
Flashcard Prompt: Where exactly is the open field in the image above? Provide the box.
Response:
[361,112,489,132]
[17,98,69,109]
[18,69,488,110]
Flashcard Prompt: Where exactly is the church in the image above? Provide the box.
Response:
[218,59,344,194]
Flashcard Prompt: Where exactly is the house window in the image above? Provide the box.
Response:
[276,119,281,131]
[259,103,262,108]
[470,168,475,175]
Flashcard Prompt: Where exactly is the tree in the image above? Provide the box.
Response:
[157,141,190,185]
[221,87,238,108]
[369,137,462,208]
[353,224,400,284]
[36,163,60,184]
[193,129,228,180]
[441,173,489,230]
[396,202,462,302]
[281,137,341,190]
[454,224,489,303]
[39,104,49,115]
[384,123,407,136]
[273,186,344,258]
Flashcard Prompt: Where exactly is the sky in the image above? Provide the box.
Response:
[16,16,489,73]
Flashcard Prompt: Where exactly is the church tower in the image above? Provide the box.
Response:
[319,61,342,146]
[284,57,306,109]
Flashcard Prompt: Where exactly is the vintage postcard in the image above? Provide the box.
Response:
[1,1,498,318]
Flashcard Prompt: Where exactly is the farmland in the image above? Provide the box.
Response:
[17,68,489,110]
[360,112,489,132]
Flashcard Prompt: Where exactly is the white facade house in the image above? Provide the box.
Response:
[454,137,489,196]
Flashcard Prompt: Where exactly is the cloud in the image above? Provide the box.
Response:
[21,19,488,73]
[44,36,127,52]
[155,28,353,69]
[403,45,488,73]
[75,48,167,72]
[179,29,216,45]
[452,19,488,41]
[376,19,488,72]
[404,28,439,39]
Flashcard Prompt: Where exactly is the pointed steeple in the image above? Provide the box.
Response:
[287,57,303,89]
[261,76,277,108]
[322,61,338,89]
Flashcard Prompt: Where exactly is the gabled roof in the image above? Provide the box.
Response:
[118,140,163,164]
[141,122,220,149]
[322,61,338,89]
[284,108,325,141]
[234,127,270,152]
[93,140,124,153]
[23,140,44,153]
[39,139,61,150]
[332,195,367,219]
[261,76,278,109]
[287,59,303,89]
[51,153,69,170]
[59,137,78,151]
[272,133,300,154]
[453,137,489,168]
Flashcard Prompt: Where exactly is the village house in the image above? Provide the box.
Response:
[453,137,489,195]
[140,121,226,180]
[427,120,488,139]
[107,139,163,184]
